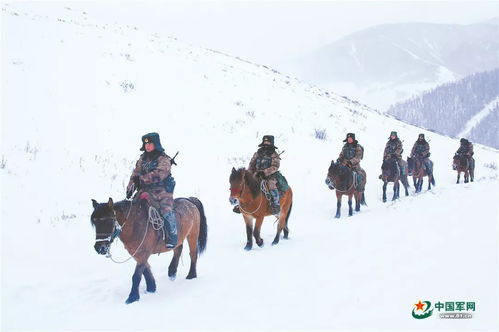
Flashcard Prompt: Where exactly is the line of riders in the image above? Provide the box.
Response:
[125,132,476,248]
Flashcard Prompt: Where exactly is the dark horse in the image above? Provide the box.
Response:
[229,167,293,250]
[407,157,435,193]
[380,157,409,202]
[453,154,474,184]
[90,197,207,304]
[326,161,367,218]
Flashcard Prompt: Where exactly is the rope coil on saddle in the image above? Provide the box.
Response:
[105,200,163,264]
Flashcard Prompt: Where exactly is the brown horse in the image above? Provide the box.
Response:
[407,157,435,193]
[380,156,409,202]
[90,196,207,304]
[229,167,293,250]
[453,154,474,184]
[326,161,367,218]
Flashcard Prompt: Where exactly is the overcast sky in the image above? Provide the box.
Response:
[17,1,499,68]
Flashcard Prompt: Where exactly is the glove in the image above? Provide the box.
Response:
[255,171,265,178]
[345,160,353,167]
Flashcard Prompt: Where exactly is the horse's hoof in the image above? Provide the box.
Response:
[283,234,289,240]
[146,287,156,293]
[169,274,176,281]
[244,244,252,251]
[334,214,340,219]
[382,198,387,203]
[272,240,279,246]
[125,296,139,304]
[256,239,264,248]
[186,273,197,280]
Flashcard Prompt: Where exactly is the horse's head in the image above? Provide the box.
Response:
[229,167,245,205]
[407,157,415,173]
[90,198,118,255]
[381,157,398,178]
[326,160,350,189]
[453,154,467,170]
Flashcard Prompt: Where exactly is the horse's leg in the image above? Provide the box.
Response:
[382,181,387,202]
[167,244,183,281]
[464,170,469,183]
[272,213,286,246]
[354,192,360,212]
[457,172,460,184]
[142,262,156,293]
[126,263,146,304]
[348,193,353,216]
[335,192,342,218]
[413,176,417,189]
[253,216,264,248]
[393,181,399,201]
[186,232,198,280]
[428,176,431,190]
[470,168,474,182]
[403,177,409,196]
[243,215,253,251]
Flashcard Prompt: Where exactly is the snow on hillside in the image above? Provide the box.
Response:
[1,3,498,332]
[285,20,499,110]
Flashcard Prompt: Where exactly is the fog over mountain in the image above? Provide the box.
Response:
[287,19,499,110]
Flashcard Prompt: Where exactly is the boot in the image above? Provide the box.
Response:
[269,189,281,216]
[163,211,178,249]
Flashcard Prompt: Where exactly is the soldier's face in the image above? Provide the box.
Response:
[145,142,155,153]
[347,137,354,144]
[390,135,396,140]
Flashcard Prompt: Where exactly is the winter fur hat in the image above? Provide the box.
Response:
[258,135,277,149]
[140,132,165,152]
[343,133,356,143]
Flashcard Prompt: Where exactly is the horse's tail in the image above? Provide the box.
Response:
[285,202,293,227]
[361,192,367,206]
[188,197,207,255]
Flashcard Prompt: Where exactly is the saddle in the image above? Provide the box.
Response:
[275,171,289,194]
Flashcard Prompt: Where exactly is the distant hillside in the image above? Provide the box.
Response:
[286,19,499,110]
[387,68,499,148]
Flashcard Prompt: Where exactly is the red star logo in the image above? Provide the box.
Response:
[414,300,425,311]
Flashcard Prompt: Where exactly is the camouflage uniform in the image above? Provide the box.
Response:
[456,139,474,169]
[337,136,366,191]
[127,152,173,215]
[248,149,280,190]
[383,136,405,176]
[410,136,433,175]
[249,135,282,215]
[383,138,403,161]
[126,132,177,248]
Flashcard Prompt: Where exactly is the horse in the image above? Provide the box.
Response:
[90,196,207,304]
[229,167,293,250]
[407,156,435,193]
[453,154,474,183]
[380,156,409,202]
[325,161,367,218]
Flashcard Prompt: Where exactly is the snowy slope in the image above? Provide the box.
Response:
[1,3,498,332]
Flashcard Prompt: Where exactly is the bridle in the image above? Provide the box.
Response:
[230,172,264,215]
[326,167,355,193]
[94,213,122,244]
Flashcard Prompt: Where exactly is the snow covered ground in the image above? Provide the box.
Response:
[1,3,498,331]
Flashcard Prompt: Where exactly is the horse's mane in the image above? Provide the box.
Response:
[113,199,132,214]
[231,167,260,199]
